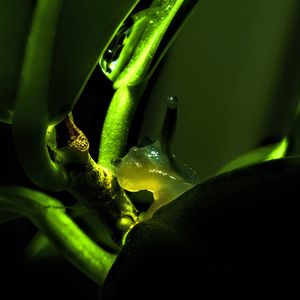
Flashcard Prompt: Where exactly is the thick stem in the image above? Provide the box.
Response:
[54,118,138,242]
[98,83,147,174]
[32,203,116,284]
[113,0,186,88]
[13,0,68,191]
[98,0,197,174]
[0,186,116,284]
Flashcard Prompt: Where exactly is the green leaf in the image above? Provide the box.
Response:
[3,0,140,190]
[218,138,288,174]
[102,157,300,298]
[112,0,200,88]
[13,0,69,191]
[98,0,201,172]
[48,0,141,123]
[0,0,34,118]
[0,0,141,123]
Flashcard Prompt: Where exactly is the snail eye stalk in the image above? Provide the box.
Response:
[115,96,199,220]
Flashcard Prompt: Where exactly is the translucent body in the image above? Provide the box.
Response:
[116,141,199,219]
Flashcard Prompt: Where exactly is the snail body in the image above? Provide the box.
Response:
[116,96,199,219]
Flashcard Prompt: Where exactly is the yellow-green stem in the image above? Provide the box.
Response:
[13,0,68,191]
[0,186,116,284]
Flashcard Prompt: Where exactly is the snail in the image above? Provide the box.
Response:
[115,96,199,220]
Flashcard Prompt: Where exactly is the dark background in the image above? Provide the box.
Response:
[141,0,300,179]
[1,0,300,299]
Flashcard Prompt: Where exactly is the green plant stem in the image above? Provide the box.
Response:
[98,83,147,174]
[12,0,68,191]
[32,201,116,284]
[98,0,189,174]
[114,0,186,88]
[0,186,116,284]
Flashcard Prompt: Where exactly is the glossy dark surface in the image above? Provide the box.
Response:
[102,157,300,299]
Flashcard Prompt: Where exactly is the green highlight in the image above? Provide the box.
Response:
[266,138,288,160]
[33,200,116,284]
[100,13,148,82]
[114,0,185,88]
[98,0,187,174]
[218,138,289,174]
[12,0,68,191]
[0,186,116,284]
[98,83,147,173]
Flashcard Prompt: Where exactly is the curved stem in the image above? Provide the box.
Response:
[98,0,198,174]
[32,201,116,284]
[98,83,147,174]
[113,0,186,88]
[0,186,116,284]
[13,0,68,191]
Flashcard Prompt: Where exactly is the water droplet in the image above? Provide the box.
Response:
[100,18,134,76]
[166,96,178,110]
